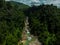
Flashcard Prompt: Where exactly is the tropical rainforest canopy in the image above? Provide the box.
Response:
[0,0,60,45]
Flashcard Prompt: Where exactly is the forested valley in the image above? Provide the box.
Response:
[0,0,60,45]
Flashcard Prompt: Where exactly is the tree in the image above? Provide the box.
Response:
[25,4,60,45]
[0,0,5,8]
[0,1,25,45]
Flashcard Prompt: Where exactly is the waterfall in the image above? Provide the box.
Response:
[18,16,41,45]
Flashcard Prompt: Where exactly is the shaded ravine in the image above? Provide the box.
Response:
[18,16,41,45]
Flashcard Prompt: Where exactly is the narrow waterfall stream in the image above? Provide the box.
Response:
[22,16,32,45]
[18,16,41,45]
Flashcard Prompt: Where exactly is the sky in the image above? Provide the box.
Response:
[5,0,60,6]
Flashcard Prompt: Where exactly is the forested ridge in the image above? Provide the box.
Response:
[0,0,26,45]
[25,4,60,45]
[0,0,60,45]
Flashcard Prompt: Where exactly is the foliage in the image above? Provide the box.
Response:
[38,31,56,45]
[6,1,29,11]
[0,0,26,45]
[25,4,60,45]
[0,0,60,45]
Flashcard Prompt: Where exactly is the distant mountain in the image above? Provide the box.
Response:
[6,1,29,10]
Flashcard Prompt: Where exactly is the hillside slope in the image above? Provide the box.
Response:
[6,1,29,10]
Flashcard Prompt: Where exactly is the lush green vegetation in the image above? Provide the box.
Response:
[0,0,60,45]
[25,4,60,45]
[6,1,29,11]
[0,0,27,45]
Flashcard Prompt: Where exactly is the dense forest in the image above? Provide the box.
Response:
[0,0,60,45]
[25,4,60,45]
[0,0,27,45]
